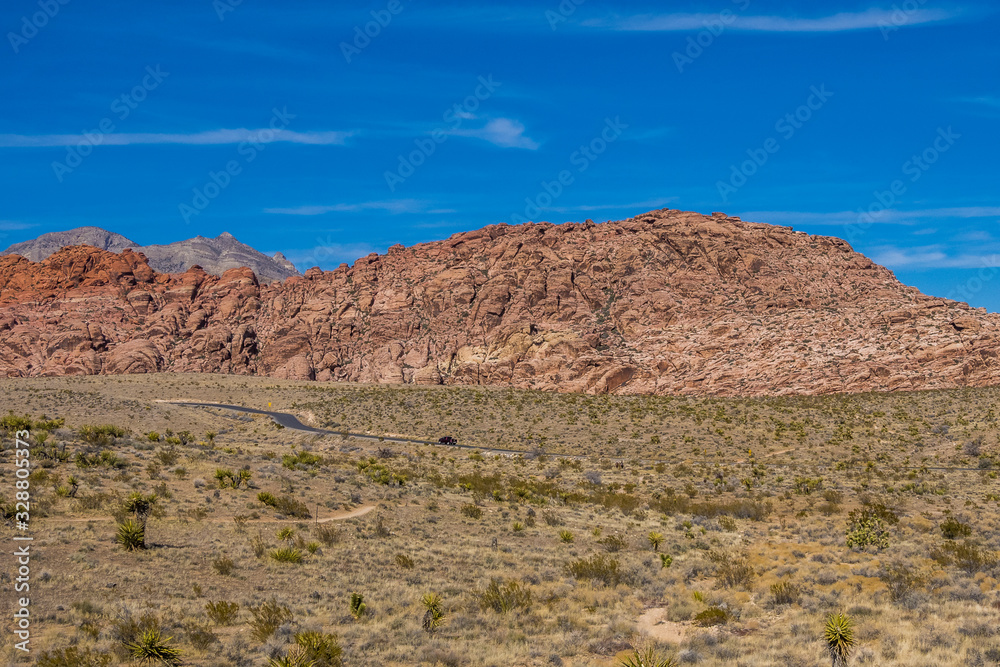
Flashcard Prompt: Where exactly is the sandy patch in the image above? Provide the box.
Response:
[637,607,690,644]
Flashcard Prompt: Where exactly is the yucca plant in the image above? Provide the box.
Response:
[824,613,855,667]
[659,553,673,568]
[421,593,446,634]
[647,531,665,551]
[294,631,343,667]
[559,529,574,543]
[268,646,316,667]
[277,527,296,542]
[116,518,146,551]
[349,593,367,619]
[126,629,182,666]
[270,547,303,564]
[619,646,678,667]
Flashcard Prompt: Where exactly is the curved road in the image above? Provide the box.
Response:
[165,401,989,473]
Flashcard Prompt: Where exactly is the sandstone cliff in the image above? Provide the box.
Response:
[0,209,997,396]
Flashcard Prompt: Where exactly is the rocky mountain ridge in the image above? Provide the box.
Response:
[0,208,997,396]
[1,227,299,283]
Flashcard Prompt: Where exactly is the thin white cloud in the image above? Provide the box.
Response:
[447,118,539,150]
[585,8,957,32]
[548,197,678,213]
[740,207,1000,226]
[283,242,382,269]
[0,221,36,231]
[871,245,1000,270]
[265,199,431,216]
[0,129,352,148]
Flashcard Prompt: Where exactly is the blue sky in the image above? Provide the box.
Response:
[1,0,999,309]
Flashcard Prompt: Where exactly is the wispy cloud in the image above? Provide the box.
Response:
[284,241,383,269]
[584,8,957,32]
[0,221,36,231]
[740,207,1000,226]
[447,118,539,150]
[0,129,353,148]
[548,197,677,213]
[871,244,1000,270]
[265,199,439,216]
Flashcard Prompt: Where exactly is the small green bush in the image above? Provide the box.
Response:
[461,503,483,519]
[694,606,729,626]
[940,517,972,540]
[770,580,799,605]
[205,600,240,626]
[270,547,303,564]
[116,519,146,551]
[248,599,292,641]
[478,579,532,614]
[565,554,623,586]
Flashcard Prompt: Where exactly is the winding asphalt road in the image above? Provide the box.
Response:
[164,401,989,473]
[164,401,530,456]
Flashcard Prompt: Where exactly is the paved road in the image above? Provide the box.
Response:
[165,401,990,473]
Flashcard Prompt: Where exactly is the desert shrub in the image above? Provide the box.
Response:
[212,555,235,576]
[357,457,407,485]
[78,424,127,448]
[249,531,267,558]
[184,622,218,650]
[566,554,623,586]
[205,600,240,625]
[543,511,563,526]
[282,450,323,469]
[660,554,673,568]
[216,468,253,489]
[559,530,574,543]
[36,647,112,667]
[512,520,525,532]
[932,540,998,573]
[395,553,415,569]
[315,524,341,546]
[461,503,483,519]
[846,510,890,551]
[770,580,800,605]
[294,631,343,667]
[710,549,755,589]
[717,516,737,531]
[878,562,925,603]
[794,477,823,494]
[940,517,973,540]
[270,547,303,564]
[478,579,532,614]
[75,450,124,469]
[350,593,367,619]
[694,606,729,626]
[248,599,292,641]
[600,533,628,553]
[258,492,311,518]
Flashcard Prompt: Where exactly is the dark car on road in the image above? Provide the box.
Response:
[438,436,457,445]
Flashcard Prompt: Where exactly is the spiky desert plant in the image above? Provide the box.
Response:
[277,527,296,542]
[205,600,240,626]
[268,645,316,667]
[619,646,678,667]
[659,553,673,568]
[559,529,574,543]
[421,593,446,634]
[116,518,146,551]
[824,613,855,667]
[647,531,665,551]
[270,546,303,563]
[248,599,292,641]
[126,629,182,666]
[349,593,367,619]
[294,631,343,667]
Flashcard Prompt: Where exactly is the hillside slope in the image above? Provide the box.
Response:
[0,209,996,396]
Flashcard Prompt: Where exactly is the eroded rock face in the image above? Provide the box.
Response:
[1,209,998,396]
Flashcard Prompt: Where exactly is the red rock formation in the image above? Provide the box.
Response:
[1,209,998,396]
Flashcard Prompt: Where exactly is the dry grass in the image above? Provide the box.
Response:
[0,374,998,665]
